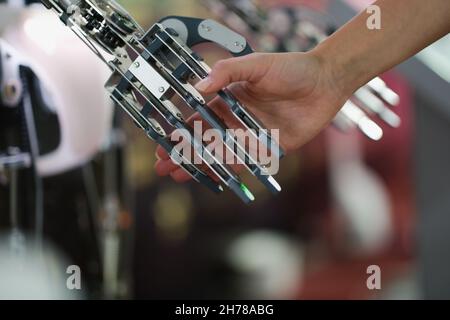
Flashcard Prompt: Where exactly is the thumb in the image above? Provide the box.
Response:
[195,53,271,93]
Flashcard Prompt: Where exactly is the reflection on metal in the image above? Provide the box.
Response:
[40,0,284,203]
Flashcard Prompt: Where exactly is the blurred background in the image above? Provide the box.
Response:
[0,0,449,299]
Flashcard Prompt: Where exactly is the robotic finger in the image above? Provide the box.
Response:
[105,69,253,202]
[107,88,222,195]
[40,0,278,202]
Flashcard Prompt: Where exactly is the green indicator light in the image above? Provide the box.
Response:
[240,183,255,201]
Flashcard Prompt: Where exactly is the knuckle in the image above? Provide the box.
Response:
[213,59,229,72]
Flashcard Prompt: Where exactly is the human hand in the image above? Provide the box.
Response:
[156,0,450,183]
[155,51,349,182]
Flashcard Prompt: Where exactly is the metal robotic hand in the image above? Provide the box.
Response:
[203,0,402,141]
[40,0,284,203]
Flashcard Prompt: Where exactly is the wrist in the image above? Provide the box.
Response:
[307,45,356,114]
[311,43,360,101]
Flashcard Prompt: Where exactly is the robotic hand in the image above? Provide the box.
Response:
[203,0,401,141]
[40,0,284,203]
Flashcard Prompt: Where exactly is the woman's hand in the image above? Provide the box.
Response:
[154,51,349,182]
[155,0,450,183]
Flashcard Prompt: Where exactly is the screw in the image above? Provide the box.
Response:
[158,86,165,93]
[134,61,140,68]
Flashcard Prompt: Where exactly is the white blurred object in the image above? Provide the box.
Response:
[228,231,304,299]
[339,101,384,141]
[1,5,113,177]
[327,130,393,255]
[0,232,82,299]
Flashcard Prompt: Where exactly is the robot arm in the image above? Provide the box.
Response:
[39,0,284,203]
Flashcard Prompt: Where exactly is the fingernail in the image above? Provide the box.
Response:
[195,77,213,91]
